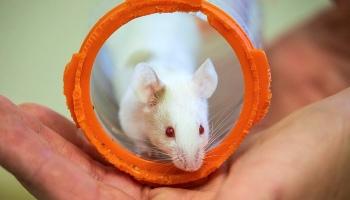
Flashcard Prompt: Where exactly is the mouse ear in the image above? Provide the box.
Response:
[192,58,218,99]
[132,63,165,106]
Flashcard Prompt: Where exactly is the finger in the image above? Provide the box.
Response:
[18,103,144,196]
[16,99,144,198]
[0,96,114,199]
[17,103,108,176]
[19,103,79,146]
[19,103,108,164]
[0,97,98,183]
[0,96,134,199]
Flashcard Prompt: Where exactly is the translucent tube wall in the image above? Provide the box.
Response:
[90,0,262,160]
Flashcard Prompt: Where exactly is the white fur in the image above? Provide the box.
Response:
[105,13,218,171]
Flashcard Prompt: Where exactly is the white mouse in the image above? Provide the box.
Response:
[103,13,218,171]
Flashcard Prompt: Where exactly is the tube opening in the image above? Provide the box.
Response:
[90,12,243,166]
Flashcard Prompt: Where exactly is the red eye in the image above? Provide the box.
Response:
[199,125,205,135]
[166,127,175,138]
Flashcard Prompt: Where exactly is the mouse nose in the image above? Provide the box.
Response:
[184,149,204,170]
[185,157,203,171]
[172,149,204,171]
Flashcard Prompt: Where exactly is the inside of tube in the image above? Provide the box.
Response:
[90,12,244,161]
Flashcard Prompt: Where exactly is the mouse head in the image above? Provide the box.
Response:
[132,59,218,171]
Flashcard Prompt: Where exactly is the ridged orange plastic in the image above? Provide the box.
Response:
[63,0,271,186]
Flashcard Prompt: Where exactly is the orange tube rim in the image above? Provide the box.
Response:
[63,0,271,186]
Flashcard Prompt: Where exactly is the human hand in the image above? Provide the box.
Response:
[0,97,147,200]
[1,88,350,200]
[150,88,350,199]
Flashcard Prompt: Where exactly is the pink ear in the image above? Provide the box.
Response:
[132,63,164,106]
[192,58,218,99]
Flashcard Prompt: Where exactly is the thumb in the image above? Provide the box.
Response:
[217,87,350,200]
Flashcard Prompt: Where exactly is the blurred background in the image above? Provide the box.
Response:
[0,0,330,199]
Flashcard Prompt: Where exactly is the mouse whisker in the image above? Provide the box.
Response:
[209,122,215,136]
[209,114,237,139]
[210,107,238,134]
[206,125,235,150]
[150,155,172,161]
[208,126,227,144]
[190,100,241,155]
[209,104,235,123]
[150,148,170,155]
[207,123,234,148]
[149,149,172,157]
[210,104,239,128]
[205,140,220,150]
[209,122,233,143]
[211,121,234,139]
[208,96,242,110]
[205,137,222,150]
[209,97,242,122]
[213,120,235,137]
[209,106,229,121]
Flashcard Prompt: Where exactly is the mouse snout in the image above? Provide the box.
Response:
[172,149,204,172]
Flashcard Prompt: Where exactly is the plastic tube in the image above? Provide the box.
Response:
[64,0,271,186]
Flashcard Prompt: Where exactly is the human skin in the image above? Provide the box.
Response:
[0,2,350,200]
[0,88,350,200]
